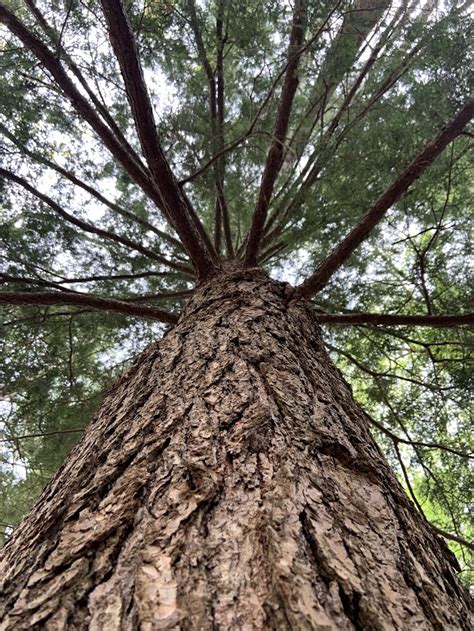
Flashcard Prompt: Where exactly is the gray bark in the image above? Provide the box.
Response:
[0,268,471,629]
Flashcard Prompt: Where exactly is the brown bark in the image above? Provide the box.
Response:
[0,269,470,629]
[244,0,305,266]
[100,0,218,276]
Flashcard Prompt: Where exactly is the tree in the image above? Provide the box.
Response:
[0,0,473,627]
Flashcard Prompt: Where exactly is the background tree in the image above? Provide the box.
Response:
[0,0,473,627]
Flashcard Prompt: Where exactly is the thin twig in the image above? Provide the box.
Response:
[368,416,472,460]
[0,428,85,442]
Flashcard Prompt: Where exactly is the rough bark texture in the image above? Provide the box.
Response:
[0,268,471,629]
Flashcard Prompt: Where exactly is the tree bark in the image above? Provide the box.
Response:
[0,268,471,629]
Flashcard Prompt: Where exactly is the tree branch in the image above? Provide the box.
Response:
[180,0,336,187]
[0,275,193,303]
[0,429,85,442]
[0,3,161,204]
[358,325,471,349]
[258,240,288,265]
[262,21,389,241]
[0,121,185,254]
[186,0,233,257]
[24,0,143,169]
[215,0,233,258]
[186,0,215,89]
[393,439,426,518]
[430,526,474,552]
[264,9,469,249]
[288,0,390,162]
[368,416,472,460]
[100,0,218,275]
[327,342,449,392]
[0,2,208,271]
[376,386,470,551]
[124,289,194,302]
[0,273,79,294]
[244,0,306,265]
[315,312,474,327]
[296,99,474,297]
[179,62,292,186]
[393,438,474,552]
[0,168,193,276]
[0,291,178,324]
[54,271,183,284]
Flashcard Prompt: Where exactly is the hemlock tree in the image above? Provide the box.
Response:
[0,0,473,627]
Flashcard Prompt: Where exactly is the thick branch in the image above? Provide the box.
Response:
[215,1,233,258]
[0,291,178,324]
[100,0,218,275]
[0,5,158,194]
[296,99,474,297]
[244,0,305,265]
[0,168,193,276]
[315,312,474,327]
[24,0,143,168]
[0,3,209,271]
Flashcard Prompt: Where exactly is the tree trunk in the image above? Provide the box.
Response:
[0,268,471,629]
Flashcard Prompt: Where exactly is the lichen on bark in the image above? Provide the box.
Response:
[0,268,471,629]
